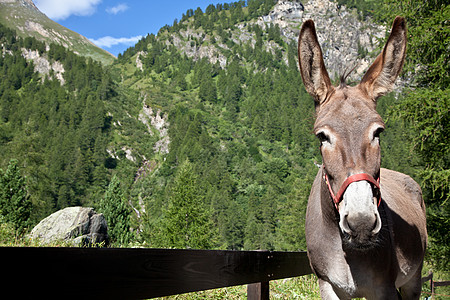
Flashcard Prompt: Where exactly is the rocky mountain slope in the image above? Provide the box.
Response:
[102,0,402,250]
[264,0,385,79]
[0,0,115,65]
[113,0,390,178]
[132,0,385,83]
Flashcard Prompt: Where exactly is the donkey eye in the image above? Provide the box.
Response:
[316,131,331,145]
[372,127,384,141]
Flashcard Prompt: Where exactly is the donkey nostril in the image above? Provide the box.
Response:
[371,213,382,234]
[344,216,352,230]
[371,216,378,231]
[344,212,379,236]
[340,214,353,235]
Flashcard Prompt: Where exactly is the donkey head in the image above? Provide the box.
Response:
[298,17,407,248]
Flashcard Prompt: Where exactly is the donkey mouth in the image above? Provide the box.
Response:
[339,210,382,251]
[341,229,380,251]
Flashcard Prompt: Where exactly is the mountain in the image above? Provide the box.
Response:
[0,0,115,65]
[120,0,385,83]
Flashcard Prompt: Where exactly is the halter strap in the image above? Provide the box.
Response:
[324,172,381,210]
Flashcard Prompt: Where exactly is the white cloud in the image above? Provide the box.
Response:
[35,0,102,20]
[89,35,142,48]
[106,3,129,15]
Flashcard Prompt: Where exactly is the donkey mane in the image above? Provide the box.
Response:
[339,64,359,88]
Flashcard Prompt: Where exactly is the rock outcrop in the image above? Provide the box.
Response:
[152,0,386,82]
[21,48,65,84]
[139,103,170,155]
[258,0,385,80]
[29,207,108,246]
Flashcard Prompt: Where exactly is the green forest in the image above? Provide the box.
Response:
[0,0,448,274]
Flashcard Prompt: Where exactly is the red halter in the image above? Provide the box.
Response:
[324,172,381,210]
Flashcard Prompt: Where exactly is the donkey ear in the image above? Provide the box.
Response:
[359,16,407,101]
[298,20,334,106]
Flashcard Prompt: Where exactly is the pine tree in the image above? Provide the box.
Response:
[244,190,263,250]
[163,160,217,249]
[274,174,314,251]
[198,73,217,102]
[0,159,31,233]
[99,175,133,246]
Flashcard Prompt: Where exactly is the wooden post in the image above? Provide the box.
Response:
[430,272,434,300]
[247,282,269,300]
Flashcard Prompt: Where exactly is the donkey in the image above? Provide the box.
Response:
[298,17,427,299]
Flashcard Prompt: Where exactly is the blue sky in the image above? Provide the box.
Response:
[34,0,224,57]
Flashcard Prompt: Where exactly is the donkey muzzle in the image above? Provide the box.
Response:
[339,180,382,249]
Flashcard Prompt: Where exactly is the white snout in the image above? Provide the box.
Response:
[339,181,382,238]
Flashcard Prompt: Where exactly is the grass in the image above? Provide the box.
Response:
[155,275,321,299]
[154,268,450,300]
[270,276,321,299]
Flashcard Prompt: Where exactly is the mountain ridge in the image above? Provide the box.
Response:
[129,0,386,83]
[0,0,115,65]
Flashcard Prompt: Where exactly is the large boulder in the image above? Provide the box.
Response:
[29,207,108,246]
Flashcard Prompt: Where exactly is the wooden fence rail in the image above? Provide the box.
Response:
[422,272,450,299]
[1,247,312,299]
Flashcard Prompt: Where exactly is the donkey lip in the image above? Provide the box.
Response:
[342,230,379,251]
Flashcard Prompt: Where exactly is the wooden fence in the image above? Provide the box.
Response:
[1,247,312,299]
[422,272,450,299]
